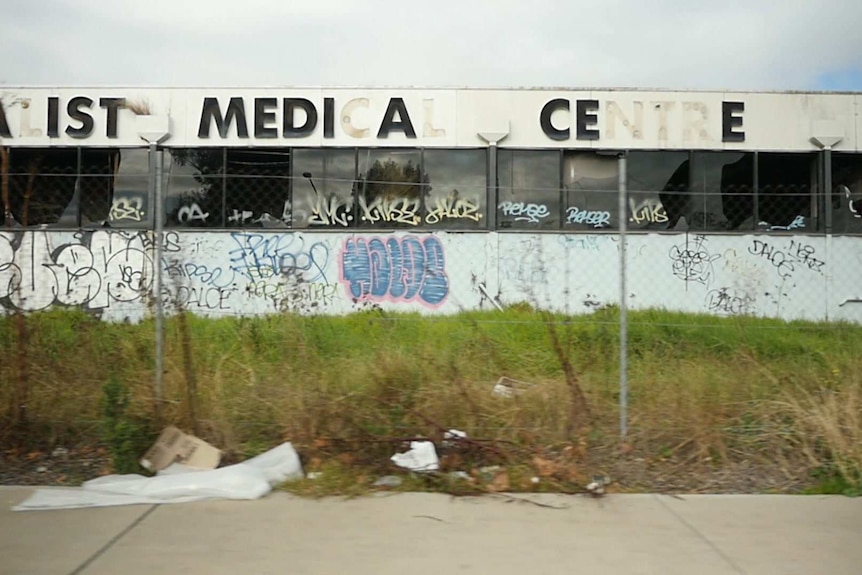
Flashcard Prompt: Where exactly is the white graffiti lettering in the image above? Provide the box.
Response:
[109,196,146,222]
[307,194,353,227]
[358,196,421,226]
[0,231,153,312]
[228,209,253,224]
[498,202,550,223]
[425,196,482,225]
[764,215,806,231]
[565,207,611,227]
[177,203,209,223]
[629,198,668,225]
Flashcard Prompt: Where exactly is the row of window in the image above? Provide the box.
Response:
[1,147,860,233]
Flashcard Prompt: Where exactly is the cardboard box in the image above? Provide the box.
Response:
[140,426,221,472]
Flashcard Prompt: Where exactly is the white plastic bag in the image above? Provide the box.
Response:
[390,441,439,472]
[13,442,304,511]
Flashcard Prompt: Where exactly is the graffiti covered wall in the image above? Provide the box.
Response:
[1,230,861,324]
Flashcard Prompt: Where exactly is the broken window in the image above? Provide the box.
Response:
[496,149,560,230]
[80,148,150,228]
[165,148,225,228]
[755,153,816,232]
[0,147,148,228]
[831,153,862,233]
[2,148,79,227]
[626,151,689,231]
[688,152,753,231]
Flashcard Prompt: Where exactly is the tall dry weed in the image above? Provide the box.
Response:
[772,379,862,488]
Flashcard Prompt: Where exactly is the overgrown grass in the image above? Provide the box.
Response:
[1,306,860,494]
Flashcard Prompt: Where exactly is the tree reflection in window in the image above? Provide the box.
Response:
[355,150,426,228]
[165,148,224,227]
[292,149,356,229]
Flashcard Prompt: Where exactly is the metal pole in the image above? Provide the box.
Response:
[824,147,833,321]
[618,153,628,438]
[152,143,164,419]
[824,148,833,233]
[486,143,498,230]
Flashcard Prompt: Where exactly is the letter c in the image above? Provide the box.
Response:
[540,98,570,141]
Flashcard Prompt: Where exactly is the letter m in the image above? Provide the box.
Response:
[198,97,249,138]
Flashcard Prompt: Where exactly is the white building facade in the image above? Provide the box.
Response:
[0,87,860,322]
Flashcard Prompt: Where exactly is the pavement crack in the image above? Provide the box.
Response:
[413,514,446,522]
[68,504,159,575]
[655,495,748,575]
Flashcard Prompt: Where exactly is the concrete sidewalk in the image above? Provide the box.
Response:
[1,487,860,575]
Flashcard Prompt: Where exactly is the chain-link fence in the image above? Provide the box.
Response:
[1,145,862,456]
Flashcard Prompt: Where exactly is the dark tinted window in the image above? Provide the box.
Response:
[562,152,617,230]
[422,149,487,229]
[292,148,356,228]
[497,150,560,230]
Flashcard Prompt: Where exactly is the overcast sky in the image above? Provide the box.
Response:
[3,0,861,91]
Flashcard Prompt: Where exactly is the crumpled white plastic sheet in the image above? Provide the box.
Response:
[12,443,304,511]
[390,441,439,472]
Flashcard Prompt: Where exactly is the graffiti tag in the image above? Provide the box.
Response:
[340,235,448,307]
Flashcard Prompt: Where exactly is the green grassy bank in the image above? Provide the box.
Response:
[1,306,860,495]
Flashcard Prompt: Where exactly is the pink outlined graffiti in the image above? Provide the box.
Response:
[339,235,449,308]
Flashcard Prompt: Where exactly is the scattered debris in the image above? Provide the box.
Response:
[478,465,501,474]
[390,441,439,472]
[586,474,611,497]
[448,471,471,481]
[13,443,304,511]
[306,472,323,480]
[373,475,403,488]
[491,376,535,398]
[36,466,47,473]
[442,429,468,448]
[51,447,69,458]
[140,426,221,472]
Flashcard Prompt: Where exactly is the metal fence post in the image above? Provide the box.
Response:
[618,153,628,438]
[151,142,164,419]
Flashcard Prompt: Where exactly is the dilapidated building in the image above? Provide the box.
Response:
[0,87,860,321]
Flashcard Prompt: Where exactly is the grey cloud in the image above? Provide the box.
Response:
[1,0,860,89]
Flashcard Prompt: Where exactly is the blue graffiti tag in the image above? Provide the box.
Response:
[340,235,449,307]
[228,232,330,283]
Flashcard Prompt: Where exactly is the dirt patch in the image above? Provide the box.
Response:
[0,445,113,487]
